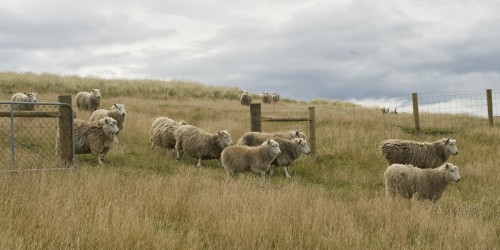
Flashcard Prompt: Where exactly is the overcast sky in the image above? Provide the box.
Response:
[1,0,499,101]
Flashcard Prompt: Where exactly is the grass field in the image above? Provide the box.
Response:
[0,72,499,249]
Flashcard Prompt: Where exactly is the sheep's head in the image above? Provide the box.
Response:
[294,138,311,155]
[292,130,307,140]
[112,103,126,117]
[266,139,281,157]
[445,163,461,182]
[444,138,458,155]
[99,117,119,137]
[24,92,37,102]
[217,130,233,148]
[91,89,101,99]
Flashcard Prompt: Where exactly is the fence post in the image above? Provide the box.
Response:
[412,93,420,134]
[308,106,316,155]
[487,89,493,127]
[58,95,73,167]
[250,103,261,132]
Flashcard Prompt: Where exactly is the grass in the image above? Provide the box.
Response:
[0,72,499,249]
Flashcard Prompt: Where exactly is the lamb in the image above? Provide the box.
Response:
[384,163,461,203]
[89,104,126,132]
[380,138,458,168]
[76,89,101,112]
[174,125,233,167]
[272,92,280,103]
[221,139,281,180]
[150,117,187,150]
[262,92,272,104]
[269,138,311,178]
[237,130,306,147]
[74,117,119,165]
[240,91,252,106]
[11,92,37,111]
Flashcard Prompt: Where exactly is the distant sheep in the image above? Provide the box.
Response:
[240,91,252,106]
[150,117,187,150]
[272,92,280,103]
[237,130,306,147]
[384,163,461,203]
[76,89,101,112]
[380,138,458,168]
[89,104,126,131]
[269,138,311,178]
[74,117,119,165]
[174,125,233,167]
[11,92,37,111]
[221,139,281,179]
[262,92,272,104]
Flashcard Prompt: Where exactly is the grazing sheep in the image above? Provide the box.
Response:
[269,138,311,178]
[380,138,458,168]
[11,92,37,111]
[89,104,126,131]
[76,89,101,112]
[272,92,280,103]
[74,117,119,165]
[384,163,461,203]
[262,92,272,104]
[174,125,233,167]
[221,139,281,179]
[237,130,306,147]
[150,117,187,150]
[240,91,252,106]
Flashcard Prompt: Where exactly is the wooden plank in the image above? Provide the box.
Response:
[261,116,310,122]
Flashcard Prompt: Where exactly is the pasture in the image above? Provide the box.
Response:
[0,72,498,249]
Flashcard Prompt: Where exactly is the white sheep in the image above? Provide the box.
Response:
[221,139,281,179]
[11,92,37,111]
[74,117,119,165]
[89,104,126,131]
[174,125,233,167]
[150,117,187,150]
[237,130,306,147]
[384,163,461,203]
[269,138,311,178]
[272,92,280,103]
[76,89,101,112]
[240,91,252,106]
[262,92,272,104]
[380,138,458,168]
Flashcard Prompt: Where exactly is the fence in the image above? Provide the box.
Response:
[0,96,74,172]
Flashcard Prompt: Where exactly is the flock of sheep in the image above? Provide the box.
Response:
[10,90,462,203]
[240,91,280,106]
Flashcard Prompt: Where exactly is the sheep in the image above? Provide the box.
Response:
[269,138,311,178]
[150,117,187,150]
[384,163,461,203]
[237,130,306,147]
[174,124,233,167]
[11,92,37,111]
[240,91,252,106]
[380,138,458,169]
[272,92,280,103]
[76,89,101,112]
[262,92,272,104]
[89,104,126,132]
[74,117,119,165]
[221,139,281,180]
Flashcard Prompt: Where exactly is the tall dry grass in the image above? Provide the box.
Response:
[0,72,499,249]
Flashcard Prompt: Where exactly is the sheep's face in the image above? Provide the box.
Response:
[445,163,461,182]
[267,139,281,156]
[99,117,119,137]
[218,130,233,148]
[445,138,458,155]
[92,89,101,99]
[112,104,126,117]
[295,138,311,155]
[25,93,37,102]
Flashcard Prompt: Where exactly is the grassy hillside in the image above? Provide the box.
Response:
[0,72,498,249]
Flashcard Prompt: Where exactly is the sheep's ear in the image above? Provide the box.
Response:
[104,118,110,125]
[445,138,451,144]
[295,130,299,136]
[445,163,450,169]
[114,104,118,108]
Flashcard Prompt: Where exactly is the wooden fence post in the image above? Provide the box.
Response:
[250,103,261,132]
[487,89,493,127]
[412,93,420,134]
[308,106,316,155]
[58,95,74,167]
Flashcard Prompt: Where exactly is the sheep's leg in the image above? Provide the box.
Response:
[149,137,155,149]
[196,157,202,167]
[284,165,292,178]
[97,153,104,165]
[269,165,276,176]
[176,148,182,160]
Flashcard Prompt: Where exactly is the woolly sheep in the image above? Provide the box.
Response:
[384,163,461,203]
[237,130,306,147]
[89,104,126,131]
[272,92,280,103]
[150,117,187,150]
[11,92,37,111]
[262,92,272,104]
[76,89,101,112]
[269,138,311,178]
[380,138,458,169]
[240,91,252,106]
[174,125,233,167]
[74,117,119,165]
[221,139,281,180]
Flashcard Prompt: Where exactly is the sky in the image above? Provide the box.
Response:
[1,0,499,102]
